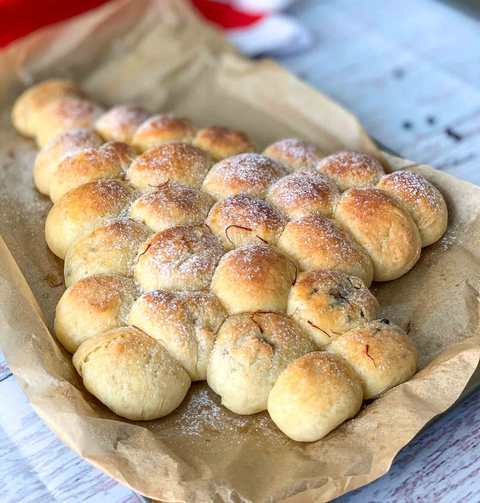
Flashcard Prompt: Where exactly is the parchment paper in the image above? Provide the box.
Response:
[1,1,480,501]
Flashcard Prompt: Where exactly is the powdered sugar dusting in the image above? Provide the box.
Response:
[316,151,385,190]
[379,170,443,209]
[264,138,321,170]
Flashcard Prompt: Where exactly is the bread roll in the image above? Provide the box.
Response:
[127,143,211,191]
[131,114,196,152]
[128,290,227,381]
[55,274,137,352]
[64,219,151,287]
[34,128,103,196]
[95,105,151,143]
[193,126,255,160]
[334,188,421,281]
[202,153,286,200]
[206,193,286,249]
[277,215,374,286]
[266,170,339,219]
[328,320,417,399]
[129,181,214,232]
[35,96,105,147]
[377,170,448,247]
[267,352,363,442]
[49,141,135,203]
[207,312,316,414]
[73,326,191,420]
[316,151,385,190]
[263,138,323,171]
[45,179,135,259]
[287,270,379,347]
[211,244,296,314]
[134,224,224,292]
[12,79,81,137]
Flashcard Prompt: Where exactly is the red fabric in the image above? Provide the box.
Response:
[0,0,264,49]
[184,0,264,29]
[0,0,113,47]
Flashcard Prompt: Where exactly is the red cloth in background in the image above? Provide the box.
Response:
[0,0,264,48]
[0,0,113,47]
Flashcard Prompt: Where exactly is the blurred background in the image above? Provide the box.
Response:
[1,0,478,184]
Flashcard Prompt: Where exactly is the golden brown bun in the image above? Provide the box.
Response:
[287,270,379,347]
[131,114,196,152]
[328,320,417,399]
[35,96,104,147]
[55,274,137,353]
[266,170,339,219]
[73,326,191,420]
[267,351,363,442]
[49,141,135,203]
[193,126,255,160]
[206,193,286,249]
[95,105,151,143]
[263,138,323,171]
[129,181,214,233]
[12,79,81,137]
[377,170,448,247]
[202,153,286,200]
[207,312,316,414]
[127,143,212,191]
[34,128,103,196]
[128,290,227,381]
[316,151,385,190]
[64,219,151,287]
[45,179,135,259]
[134,224,224,292]
[277,214,374,286]
[211,244,296,314]
[334,188,421,281]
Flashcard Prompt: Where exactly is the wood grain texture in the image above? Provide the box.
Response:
[284,0,480,184]
[0,376,140,503]
[337,388,480,502]
[1,0,480,501]
[0,351,11,382]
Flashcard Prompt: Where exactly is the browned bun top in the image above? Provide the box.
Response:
[134,224,225,292]
[266,170,339,219]
[45,179,135,259]
[328,319,418,399]
[95,105,151,143]
[128,289,227,380]
[334,188,421,281]
[206,193,286,249]
[377,170,448,247]
[202,153,287,200]
[129,181,214,232]
[49,141,135,202]
[211,243,296,314]
[36,96,104,147]
[12,79,82,137]
[131,114,196,152]
[316,151,385,190]
[263,138,323,171]
[33,127,104,195]
[127,143,212,191]
[278,214,374,286]
[206,311,316,414]
[194,126,255,160]
[64,218,151,287]
[287,269,379,346]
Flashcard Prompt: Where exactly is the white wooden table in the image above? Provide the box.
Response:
[2,0,480,501]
